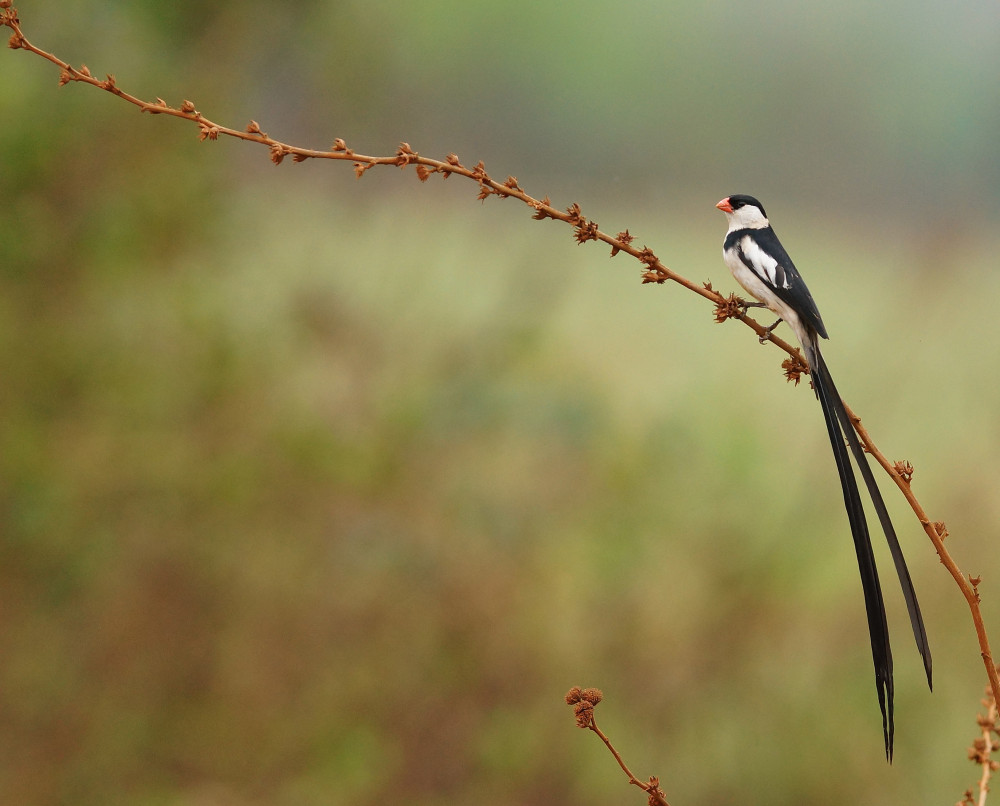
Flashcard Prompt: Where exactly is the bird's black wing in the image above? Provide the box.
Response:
[734,226,829,339]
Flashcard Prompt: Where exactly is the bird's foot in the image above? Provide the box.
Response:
[758,318,783,344]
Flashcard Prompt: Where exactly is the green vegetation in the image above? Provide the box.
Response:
[2,3,998,804]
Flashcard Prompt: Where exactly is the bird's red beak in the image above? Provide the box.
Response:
[716,197,733,213]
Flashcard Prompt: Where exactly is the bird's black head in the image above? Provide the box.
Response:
[726,194,766,217]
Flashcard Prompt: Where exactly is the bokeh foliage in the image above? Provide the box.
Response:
[2,2,1000,804]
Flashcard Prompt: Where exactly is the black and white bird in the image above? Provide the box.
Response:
[715,194,932,761]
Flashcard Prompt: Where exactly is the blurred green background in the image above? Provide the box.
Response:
[2,1,1000,804]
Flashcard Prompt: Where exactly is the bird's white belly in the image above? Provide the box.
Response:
[723,250,804,336]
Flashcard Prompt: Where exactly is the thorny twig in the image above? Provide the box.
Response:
[959,676,1000,806]
[566,688,669,806]
[4,1,1000,719]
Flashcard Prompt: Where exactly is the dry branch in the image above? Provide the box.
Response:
[959,676,1000,806]
[566,688,670,806]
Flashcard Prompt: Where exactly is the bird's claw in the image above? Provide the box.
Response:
[735,299,782,343]
[758,318,783,344]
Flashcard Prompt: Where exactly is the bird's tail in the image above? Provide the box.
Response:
[826,365,933,692]
[806,339,933,684]
[803,337,895,761]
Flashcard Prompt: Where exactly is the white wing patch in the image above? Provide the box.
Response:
[739,235,789,290]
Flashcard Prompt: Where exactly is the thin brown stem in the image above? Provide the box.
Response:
[846,405,1000,706]
[976,699,996,806]
[565,689,670,805]
[959,680,1000,806]
[588,717,640,784]
[589,719,670,806]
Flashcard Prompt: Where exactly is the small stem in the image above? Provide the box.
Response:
[847,405,1000,708]
[977,695,998,806]
[589,718,670,806]
[589,717,639,783]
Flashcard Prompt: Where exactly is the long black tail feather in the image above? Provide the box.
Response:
[805,340,895,761]
[831,384,933,691]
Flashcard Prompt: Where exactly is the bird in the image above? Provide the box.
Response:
[715,193,932,761]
